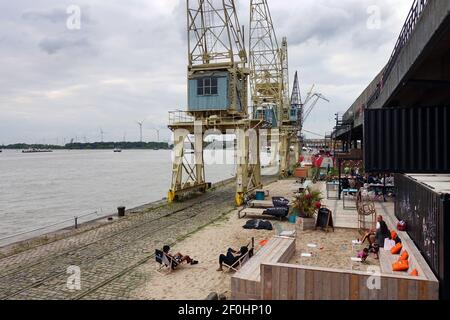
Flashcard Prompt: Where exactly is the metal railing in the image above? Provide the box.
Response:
[169,111,195,125]
[383,0,429,82]
[0,211,106,246]
[363,0,429,109]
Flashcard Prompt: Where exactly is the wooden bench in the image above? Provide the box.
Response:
[379,249,426,280]
[231,236,296,300]
[377,205,438,283]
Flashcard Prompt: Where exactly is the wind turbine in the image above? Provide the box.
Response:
[151,127,162,142]
[136,120,145,142]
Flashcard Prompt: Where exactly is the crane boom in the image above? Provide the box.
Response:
[249,0,283,124]
[303,93,329,123]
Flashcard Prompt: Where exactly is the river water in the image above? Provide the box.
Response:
[0,149,276,245]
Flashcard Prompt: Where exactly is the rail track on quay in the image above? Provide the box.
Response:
[0,179,256,300]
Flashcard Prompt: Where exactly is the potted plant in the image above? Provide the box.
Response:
[291,187,323,231]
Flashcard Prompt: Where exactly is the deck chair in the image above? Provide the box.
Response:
[155,249,177,274]
[223,252,250,273]
[222,239,255,273]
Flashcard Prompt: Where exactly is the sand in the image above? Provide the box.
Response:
[130,212,275,300]
[130,180,380,300]
[289,228,380,272]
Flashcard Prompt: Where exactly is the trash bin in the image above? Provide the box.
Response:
[255,190,265,201]
[118,206,126,217]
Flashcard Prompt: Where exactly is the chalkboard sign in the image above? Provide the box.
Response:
[315,208,334,232]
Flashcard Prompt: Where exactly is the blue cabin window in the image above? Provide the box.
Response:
[197,77,218,96]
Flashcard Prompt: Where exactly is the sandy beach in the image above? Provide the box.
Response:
[130,211,275,300]
[131,180,380,300]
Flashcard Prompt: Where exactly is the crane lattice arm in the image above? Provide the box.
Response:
[302,85,329,123]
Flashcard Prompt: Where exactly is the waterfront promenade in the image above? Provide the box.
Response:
[0,179,248,300]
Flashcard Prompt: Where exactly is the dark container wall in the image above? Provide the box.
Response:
[364,106,450,173]
[395,174,450,299]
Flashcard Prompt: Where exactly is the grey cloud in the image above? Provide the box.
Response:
[0,0,413,143]
[22,8,68,23]
[22,7,92,25]
[38,37,91,55]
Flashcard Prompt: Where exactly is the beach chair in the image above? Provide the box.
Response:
[222,252,250,273]
[155,249,177,274]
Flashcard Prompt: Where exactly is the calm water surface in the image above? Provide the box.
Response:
[1,149,252,245]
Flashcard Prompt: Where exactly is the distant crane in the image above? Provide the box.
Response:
[136,120,145,143]
[302,85,330,123]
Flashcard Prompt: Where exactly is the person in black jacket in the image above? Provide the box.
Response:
[217,246,250,272]
[361,215,391,248]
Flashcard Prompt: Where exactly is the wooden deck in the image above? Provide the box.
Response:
[321,182,359,229]
[230,180,439,300]
[261,263,439,300]
[231,236,296,300]
[377,202,438,283]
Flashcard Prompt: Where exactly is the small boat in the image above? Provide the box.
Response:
[22,148,53,153]
[113,148,122,153]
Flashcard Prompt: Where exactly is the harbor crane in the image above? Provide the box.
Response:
[249,0,299,177]
[167,0,328,205]
[168,0,267,206]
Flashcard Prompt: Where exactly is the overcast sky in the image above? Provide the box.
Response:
[0,0,412,144]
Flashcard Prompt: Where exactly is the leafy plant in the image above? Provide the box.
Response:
[291,187,323,218]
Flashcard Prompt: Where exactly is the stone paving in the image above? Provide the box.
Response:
[0,181,244,300]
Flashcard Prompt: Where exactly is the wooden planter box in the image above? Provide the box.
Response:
[296,217,315,231]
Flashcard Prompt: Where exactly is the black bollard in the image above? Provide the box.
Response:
[118,206,126,217]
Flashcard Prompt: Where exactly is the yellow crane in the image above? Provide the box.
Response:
[168,0,266,205]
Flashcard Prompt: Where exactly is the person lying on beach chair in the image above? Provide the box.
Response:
[217,245,253,272]
[157,245,198,271]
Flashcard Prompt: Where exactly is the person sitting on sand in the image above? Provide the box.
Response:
[357,248,369,262]
[361,215,391,249]
[163,245,198,269]
[217,246,250,272]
